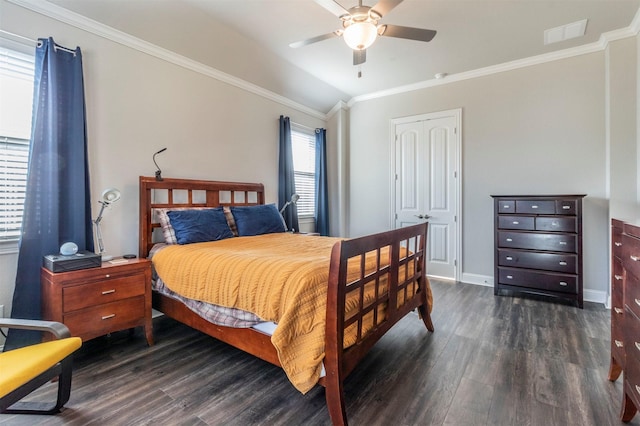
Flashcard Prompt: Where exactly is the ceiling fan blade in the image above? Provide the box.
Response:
[289,31,341,48]
[353,49,366,66]
[371,0,404,17]
[314,0,350,18]
[379,24,436,42]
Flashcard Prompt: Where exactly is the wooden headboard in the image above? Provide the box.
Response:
[138,176,265,258]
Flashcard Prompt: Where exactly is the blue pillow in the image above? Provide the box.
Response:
[166,208,234,244]
[231,204,286,236]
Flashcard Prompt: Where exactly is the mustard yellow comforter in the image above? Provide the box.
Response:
[153,233,428,393]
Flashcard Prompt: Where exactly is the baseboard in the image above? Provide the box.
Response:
[458,272,607,305]
[460,272,493,287]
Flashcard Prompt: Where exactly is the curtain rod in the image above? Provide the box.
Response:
[0,30,77,54]
[291,121,320,133]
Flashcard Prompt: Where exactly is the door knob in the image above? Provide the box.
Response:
[414,214,431,219]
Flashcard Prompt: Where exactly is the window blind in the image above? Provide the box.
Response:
[291,129,316,218]
[0,137,29,239]
[0,44,34,240]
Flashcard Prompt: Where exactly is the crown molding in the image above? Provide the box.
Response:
[6,0,327,120]
[349,8,640,107]
[327,100,348,119]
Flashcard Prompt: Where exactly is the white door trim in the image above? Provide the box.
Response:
[389,108,462,281]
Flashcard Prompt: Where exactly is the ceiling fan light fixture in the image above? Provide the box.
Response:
[343,21,377,50]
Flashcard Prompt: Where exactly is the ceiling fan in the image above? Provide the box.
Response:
[290,0,437,68]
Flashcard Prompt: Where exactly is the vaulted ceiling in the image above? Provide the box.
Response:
[47,0,640,112]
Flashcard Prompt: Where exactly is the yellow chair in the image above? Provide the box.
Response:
[0,319,82,414]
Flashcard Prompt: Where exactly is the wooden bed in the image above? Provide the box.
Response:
[138,176,434,425]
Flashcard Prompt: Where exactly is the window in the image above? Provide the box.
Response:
[0,42,35,241]
[291,126,316,219]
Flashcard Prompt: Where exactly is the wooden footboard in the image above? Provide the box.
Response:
[139,177,434,426]
[323,222,433,425]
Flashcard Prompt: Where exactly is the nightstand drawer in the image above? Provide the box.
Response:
[63,274,146,312]
[63,296,145,338]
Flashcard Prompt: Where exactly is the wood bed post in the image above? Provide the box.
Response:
[324,242,348,426]
[417,226,434,332]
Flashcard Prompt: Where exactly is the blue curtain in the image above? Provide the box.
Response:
[278,116,299,232]
[5,38,94,351]
[315,128,329,236]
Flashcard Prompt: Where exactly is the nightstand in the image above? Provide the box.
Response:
[41,258,153,345]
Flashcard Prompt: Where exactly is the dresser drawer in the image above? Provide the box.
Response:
[623,234,640,280]
[555,199,577,215]
[535,217,577,233]
[498,267,577,294]
[498,216,534,230]
[498,200,515,213]
[611,305,625,360]
[497,249,577,273]
[63,274,146,312]
[515,200,555,214]
[613,225,624,260]
[613,259,624,292]
[497,231,576,253]
[625,307,640,416]
[625,271,640,320]
[63,296,145,339]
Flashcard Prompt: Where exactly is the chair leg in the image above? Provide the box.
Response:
[1,354,74,415]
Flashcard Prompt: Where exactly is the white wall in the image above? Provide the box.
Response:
[0,1,327,320]
[609,36,639,221]
[348,53,609,300]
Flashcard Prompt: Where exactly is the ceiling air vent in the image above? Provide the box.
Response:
[544,19,588,45]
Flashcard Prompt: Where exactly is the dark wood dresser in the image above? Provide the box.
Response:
[491,194,585,308]
[609,219,640,422]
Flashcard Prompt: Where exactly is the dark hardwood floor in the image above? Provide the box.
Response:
[2,280,636,426]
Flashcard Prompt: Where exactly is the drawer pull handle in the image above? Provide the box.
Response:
[615,274,623,281]
[559,241,567,245]
[512,221,520,225]
[635,299,640,307]
[559,281,568,286]
[503,205,510,209]
[506,275,513,279]
[559,261,568,266]
[635,342,640,352]
[105,274,111,278]
[615,242,622,247]
[102,289,116,295]
[531,205,538,209]
[632,255,640,262]
[506,238,513,242]
[616,340,624,348]
[615,307,624,314]
[506,256,514,261]
[636,385,640,395]
[562,205,570,210]
[101,314,115,320]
